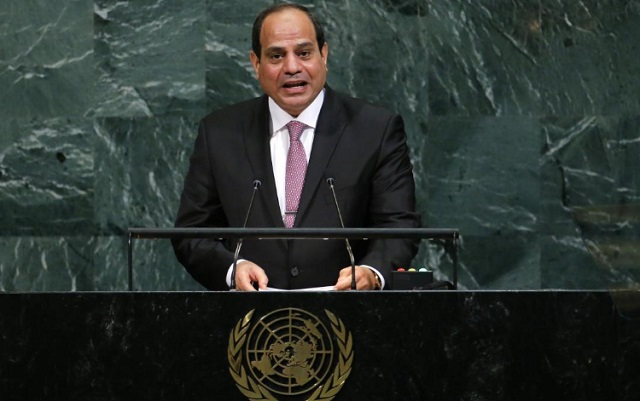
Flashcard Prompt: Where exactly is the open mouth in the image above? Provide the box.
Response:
[283,81,308,89]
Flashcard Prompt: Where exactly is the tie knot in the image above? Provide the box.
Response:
[286,120,306,142]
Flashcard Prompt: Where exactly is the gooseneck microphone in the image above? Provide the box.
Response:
[326,178,356,290]
[230,179,261,290]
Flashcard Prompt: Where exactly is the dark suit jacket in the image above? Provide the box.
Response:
[172,87,420,290]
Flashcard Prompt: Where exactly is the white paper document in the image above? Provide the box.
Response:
[258,285,336,292]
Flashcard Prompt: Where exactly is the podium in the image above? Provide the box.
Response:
[1,291,638,400]
[2,229,638,399]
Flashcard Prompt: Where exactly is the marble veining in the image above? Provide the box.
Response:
[0,0,639,291]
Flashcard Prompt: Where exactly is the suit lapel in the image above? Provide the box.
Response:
[243,96,285,228]
[296,88,347,225]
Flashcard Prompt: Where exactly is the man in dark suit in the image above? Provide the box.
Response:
[173,3,420,291]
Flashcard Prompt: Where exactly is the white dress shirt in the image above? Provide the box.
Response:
[268,90,324,220]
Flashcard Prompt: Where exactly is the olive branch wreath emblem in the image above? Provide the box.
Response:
[228,309,354,401]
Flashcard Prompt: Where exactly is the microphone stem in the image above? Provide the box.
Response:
[230,180,261,290]
[328,179,357,290]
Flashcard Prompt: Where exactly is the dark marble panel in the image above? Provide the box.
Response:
[95,235,205,291]
[0,236,203,292]
[540,116,640,286]
[428,0,640,116]
[0,291,638,400]
[91,116,206,287]
[415,116,544,288]
[318,1,429,114]
[455,234,540,289]
[0,118,94,235]
[92,0,206,118]
[0,234,199,292]
[0,0,638,293]
[0,236,95,291]
[541,116,640,209]
[93,116,198,235]
[92,236,128,291]
[540,235,640,289]
[423,116,540,235]
[205,1,270,111]
[0,0,95,119]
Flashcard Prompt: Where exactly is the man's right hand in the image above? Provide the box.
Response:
[233,261,269,291]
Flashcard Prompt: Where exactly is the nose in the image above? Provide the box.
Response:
[283,54,301,75]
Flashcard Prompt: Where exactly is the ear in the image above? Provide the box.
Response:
[321,42,329,67]
[249,51,260,79]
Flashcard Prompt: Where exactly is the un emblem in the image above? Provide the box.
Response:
[228,308,354,401]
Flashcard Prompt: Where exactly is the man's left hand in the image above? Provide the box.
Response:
[334,266,379,290]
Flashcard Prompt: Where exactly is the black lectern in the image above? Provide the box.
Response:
[3,229,637,400]
[1,291,638,400]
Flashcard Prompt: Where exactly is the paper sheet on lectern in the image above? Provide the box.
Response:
[258,286,335,292]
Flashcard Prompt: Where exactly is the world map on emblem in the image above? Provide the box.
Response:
[245,308,334,396]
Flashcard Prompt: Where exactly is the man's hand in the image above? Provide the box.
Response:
[233,261,269,291]
[334,266,379,291]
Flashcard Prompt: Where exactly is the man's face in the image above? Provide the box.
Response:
[250,9,328,117]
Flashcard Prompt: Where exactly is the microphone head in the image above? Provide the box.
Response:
[253,179,262,188]
[326,177,335,186]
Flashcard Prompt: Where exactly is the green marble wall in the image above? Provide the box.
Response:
[1,0,639,291]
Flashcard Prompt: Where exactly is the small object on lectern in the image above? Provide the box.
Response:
[391,268,434,290]
[419,267,428,272]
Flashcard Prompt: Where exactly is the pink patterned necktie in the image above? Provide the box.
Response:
[284,120,308,228]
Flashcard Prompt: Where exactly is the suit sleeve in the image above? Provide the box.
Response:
[172,120,234,290]
[358,114,421,288]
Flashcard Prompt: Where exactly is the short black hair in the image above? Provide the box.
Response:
[251,3,325,59]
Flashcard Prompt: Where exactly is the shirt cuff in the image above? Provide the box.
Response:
[226,259,247,289]
[359,265,385,289]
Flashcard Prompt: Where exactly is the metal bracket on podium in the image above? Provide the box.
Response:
[126,227,459,291]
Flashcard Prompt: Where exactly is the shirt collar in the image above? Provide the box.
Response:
[268,89,325,134]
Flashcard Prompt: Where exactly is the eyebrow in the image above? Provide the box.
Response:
[265,41,315,54]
